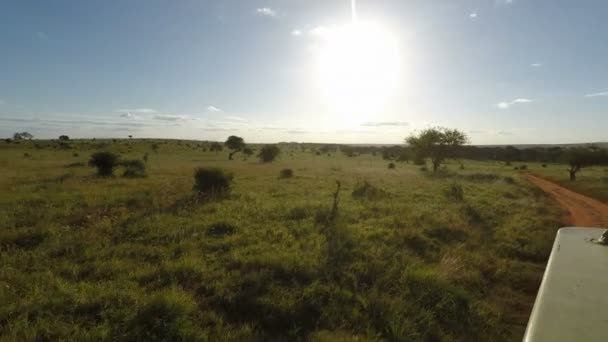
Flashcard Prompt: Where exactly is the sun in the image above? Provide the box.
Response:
[315,21,401,125]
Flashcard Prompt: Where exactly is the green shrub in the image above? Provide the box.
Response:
[193,167,233,196]
[279,168,294,178]
[387,162,396,169]
[352,181,386,200]
[258,145,281,163]
[121,159,146,178]
[519,165,528,170]
[89,151,120,176]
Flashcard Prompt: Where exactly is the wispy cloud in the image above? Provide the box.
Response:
[153,114,189,121]
[531,63,543,67]
[256,7,277,17]
[496,98,533,109]
[206,105,222,112]
[584,91,608,98]
[497,130,514,136]
[286,129,311,134]
[117,108,157,114]
[361,121,409,127]
[291,29,302,36]
[120,112,139,119]
[469,12,478,18]
[201,127,237,132]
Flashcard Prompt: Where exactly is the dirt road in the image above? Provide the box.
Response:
[526,174,608,228]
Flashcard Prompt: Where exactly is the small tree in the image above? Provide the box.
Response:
[258,145,280,163]
[564,148,608,181]
[89,152,120,176]
[209,142,223,154]
[225,135,245,160]
[59,135,70,141]
[405,127,468,172]
[193,167,233,197]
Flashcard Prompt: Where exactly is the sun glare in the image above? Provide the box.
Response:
[315,21,401,125]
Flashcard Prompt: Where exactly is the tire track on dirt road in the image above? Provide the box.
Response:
[526,174,608,228]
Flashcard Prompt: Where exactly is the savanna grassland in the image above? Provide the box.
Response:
[1,139,565,341]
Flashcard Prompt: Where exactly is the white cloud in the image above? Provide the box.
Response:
[291,29,302,36]
[496,98,533,109]
[153,115,189,121]
[256,7,277,17]
[469,12,478,18]
[584,91,608,98]
[512,98,533,103]
[531,63,543,67]
[206,105,222,112]
[225,116,247,122]
[0,99,5,105]
[117,108,157,114]
[120,112,138,119]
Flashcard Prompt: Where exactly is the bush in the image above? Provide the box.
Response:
[258,145,280,163]
[387,162,396,169]
[519,165,528,170]
[23,153,30,158]
[541,164,547,168]
[89,152,120,176]
[444,183,464,201]
[279,168,294,179]
[193,167,233,197]
[420,166,428,172]
[352,181,386,200]
[72,152,79,157]
[121,159,146,178]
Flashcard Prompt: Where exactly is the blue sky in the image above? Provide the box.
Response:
[0,0,606,144]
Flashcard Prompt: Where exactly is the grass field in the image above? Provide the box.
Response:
[1,139,565,341]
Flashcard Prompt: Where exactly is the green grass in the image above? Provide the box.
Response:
[0,139,565,341]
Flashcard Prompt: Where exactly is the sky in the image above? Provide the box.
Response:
[0,0,607,145]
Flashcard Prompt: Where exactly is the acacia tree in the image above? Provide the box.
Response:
[564,148,608,181]
[405,127,468,172]
[225,136,245,160]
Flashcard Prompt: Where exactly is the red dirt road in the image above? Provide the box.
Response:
[526,174,608,228]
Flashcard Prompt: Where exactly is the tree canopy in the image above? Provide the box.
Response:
[225,136,245,160]
[405,127,468,172]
